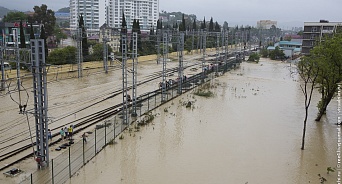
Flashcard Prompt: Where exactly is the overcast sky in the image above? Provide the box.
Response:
[2,0,341,27]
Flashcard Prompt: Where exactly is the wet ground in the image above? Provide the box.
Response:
[68,59,338,184]
[0,52,202,183]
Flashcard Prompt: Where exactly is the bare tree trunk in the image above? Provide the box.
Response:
[301,107,308,150]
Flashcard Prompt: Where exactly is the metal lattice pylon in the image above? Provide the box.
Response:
[202,31,207,81]
[216,33,220,73]
[224,30,229,72]
[0,47,5,91]
[131,32,138,117]
[121,32,128,125]
[161,32,168,102]
[178,33,184,94]
[77,28,83,78]
[31,39,49,169]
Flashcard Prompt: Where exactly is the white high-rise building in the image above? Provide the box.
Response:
[107,0,159,30]
[70,0,159,36]
[70,0,107,36]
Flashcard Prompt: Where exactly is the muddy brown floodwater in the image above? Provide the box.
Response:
[68,59,338,184]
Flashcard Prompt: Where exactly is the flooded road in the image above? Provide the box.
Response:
[69,59,338,184]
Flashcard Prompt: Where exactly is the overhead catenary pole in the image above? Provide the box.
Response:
[202,31,206,82]
[13,28,23,108]
[121,31,128,125]
[178,32,184,94]
[102,29,108,74]
[31,39,49,169]
[215,32,220,73]
[77,28,83,78]
[224,29,229,72]
[0,47,5,91]
[131,32,138,117]
[161,32,168,102]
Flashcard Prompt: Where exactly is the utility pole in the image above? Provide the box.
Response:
[102,29,108,74]
[157,29,161,64]
[31,39,49,169]
[13,28,22,108]
[178,33,184,94]
[0,47,5,91]
[77,28,83,78]
[191,30,194,54]
[131,32,138,117]
[202,31,206,82]
[161,32,168,102]
[215,32,220,73]
[121,30,128,125]
[224,30,229,72]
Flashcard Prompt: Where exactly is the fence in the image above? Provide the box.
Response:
[19,59,240,184]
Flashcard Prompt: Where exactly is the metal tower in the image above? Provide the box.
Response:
[131,32,138,117]
[202,31,206,81]
[157,29,161,64]
[102,29,108,74]
[224,30,229,72]
[121,32,128,125]
[215,33,220,73]
[161,32,168,102]
[178,33,184,94]
[31,39,49,169]
[0,47,5,91]
[77,28,83,78]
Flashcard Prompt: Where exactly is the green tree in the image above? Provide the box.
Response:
[192,19,197,31]
[312,33,342,121]
[3,12,27,22]
[54,26,67,45]
[247,53,260,63]
[179,14,186,32]
[30,4,56,37]
[119,12,127,55]
[269,46,285,60]
[39,25,48,59]
[157,19,162,29]
[92,43,113,60]
[200,17,206,30]
[19,20,26,48]
[209,17,214,32]
[214,21,220,32]
[78,14,89,57]
[297,55,319,150]
[29,23,35,39]
[47,46,76,65]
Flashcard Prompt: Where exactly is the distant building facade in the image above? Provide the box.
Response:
[99,23,120,53]
[302,20,342,55]
[257,20,277,29]
[69,0,107,36]
[69,0,159,36]
[107,0,159,30]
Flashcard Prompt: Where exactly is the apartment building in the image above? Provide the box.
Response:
[70,0,159,36]
[107,0,159,30]
[70,0,107,36]
[302,20,342,55]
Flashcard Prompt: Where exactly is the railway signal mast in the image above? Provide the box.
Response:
[31,39,49,169]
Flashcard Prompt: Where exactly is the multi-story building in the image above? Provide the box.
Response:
[302,20,342,55]
[257,20,277,29]
[99,23,121,52]
[69,0,107,36]
[107,0,159,30]
[70,0,159,36]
